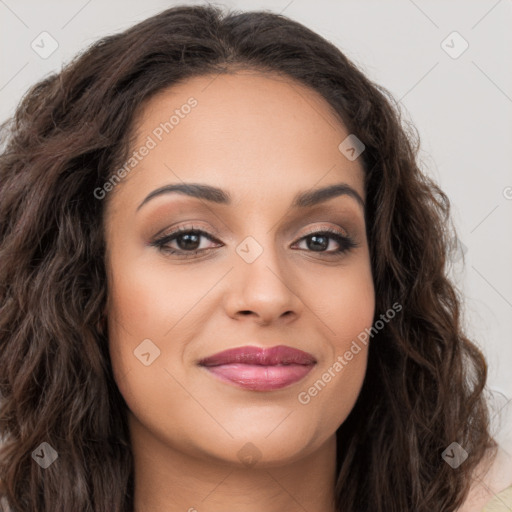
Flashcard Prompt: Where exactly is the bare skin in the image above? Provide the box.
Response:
[103,69,375,512]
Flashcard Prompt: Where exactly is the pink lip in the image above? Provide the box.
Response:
[198,345,317,391]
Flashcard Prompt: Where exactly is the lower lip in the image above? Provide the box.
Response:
[201,363,315,391]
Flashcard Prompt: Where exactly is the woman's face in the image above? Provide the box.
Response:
[104,70,375,467]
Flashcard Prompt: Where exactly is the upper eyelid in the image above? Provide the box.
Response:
[156,224,350,244]
[147,203,360,232]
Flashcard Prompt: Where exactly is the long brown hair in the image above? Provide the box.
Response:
[0,4,497,511]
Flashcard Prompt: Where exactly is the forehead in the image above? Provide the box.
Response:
[106,70,365,214]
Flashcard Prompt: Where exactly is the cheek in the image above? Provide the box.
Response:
[105,247,224,422]
[104,247,190,389]
[296,315,371,439]
[295,260,374,427]
[305,255,375,346]
[106,251,210,350]
[105,263,204,448]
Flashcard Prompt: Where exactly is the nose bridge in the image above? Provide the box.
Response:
[230,202,283,267]
[225,226,302,322]
[235,227,288,288]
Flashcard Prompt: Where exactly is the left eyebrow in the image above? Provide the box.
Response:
[291,183,365,209]
[136,181,365,212]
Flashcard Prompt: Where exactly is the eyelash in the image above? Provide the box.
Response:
[150,224,358,259]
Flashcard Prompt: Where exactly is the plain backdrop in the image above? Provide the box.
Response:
[1,0,511,452]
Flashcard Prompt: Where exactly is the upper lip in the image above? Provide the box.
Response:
[198,345,317,367]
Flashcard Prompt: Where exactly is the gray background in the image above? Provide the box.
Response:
[1,0,511,452]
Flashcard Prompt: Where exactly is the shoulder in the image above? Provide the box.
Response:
[458,445,512,512]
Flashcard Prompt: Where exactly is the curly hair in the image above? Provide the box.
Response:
[0,4,497,511]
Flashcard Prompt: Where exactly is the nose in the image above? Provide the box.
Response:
[223,236,303,326]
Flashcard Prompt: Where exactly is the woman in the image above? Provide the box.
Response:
[0,4,510,511]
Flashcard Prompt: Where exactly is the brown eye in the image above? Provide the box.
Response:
[150,225,358,259]
[293,229,358,255]
[151,227,222,257]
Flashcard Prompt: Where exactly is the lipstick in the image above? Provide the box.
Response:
[198,345,316,391]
